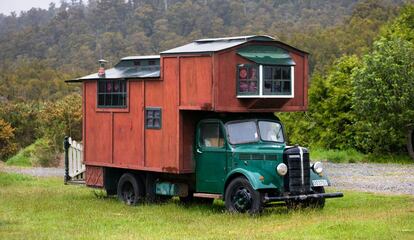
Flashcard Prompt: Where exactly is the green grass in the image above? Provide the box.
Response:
[6,139,49,167]
[310,148,413,164]
[0,172,413,239]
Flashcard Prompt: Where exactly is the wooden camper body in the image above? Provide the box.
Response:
[74,36,309,180]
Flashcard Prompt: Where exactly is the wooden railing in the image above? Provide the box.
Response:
[64,136,85,184]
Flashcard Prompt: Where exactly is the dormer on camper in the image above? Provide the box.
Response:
[161,35,309,112]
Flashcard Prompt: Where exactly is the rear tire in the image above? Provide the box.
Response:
[225,177,263,214]
[117,173,144,205]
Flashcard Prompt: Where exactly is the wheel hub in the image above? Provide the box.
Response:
[232,188,252,212]
[122,183,135,205]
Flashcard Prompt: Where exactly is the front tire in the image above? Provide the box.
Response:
[117,173,144,205]
[225,177,263,214]
[308,187,325,209]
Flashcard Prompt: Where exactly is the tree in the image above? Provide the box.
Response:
[280,55,361,149]
[353,37,414,158]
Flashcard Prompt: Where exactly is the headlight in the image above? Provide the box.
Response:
[276,163,288,176]
[312,161,323,174]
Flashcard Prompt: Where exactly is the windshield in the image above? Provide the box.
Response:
[226,120,284,144]
[226,121,259,144]
[258,121,284,143]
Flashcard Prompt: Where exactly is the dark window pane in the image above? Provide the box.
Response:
[147,119,154,127]
[147,110,153,118]
[98,81,106,93]
[113,81,120,92]
[282,68,290,79]
[153,119,160,128]
[98,94,105,106]
[275,67,282,80]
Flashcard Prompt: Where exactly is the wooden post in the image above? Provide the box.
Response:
[64,136,71,184]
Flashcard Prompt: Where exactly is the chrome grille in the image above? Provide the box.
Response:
[284,147,311,194]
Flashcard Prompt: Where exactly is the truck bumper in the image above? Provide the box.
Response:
[264,192,344,203]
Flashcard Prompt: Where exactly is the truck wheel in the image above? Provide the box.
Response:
[225,177,263,214]
[308,187,325,209]
[117,173,144,205]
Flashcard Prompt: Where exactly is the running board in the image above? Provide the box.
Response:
[193,193,222,199]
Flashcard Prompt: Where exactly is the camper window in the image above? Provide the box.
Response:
[145,108,162,129]
[97,80,127,108]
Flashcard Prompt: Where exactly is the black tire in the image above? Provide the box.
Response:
[117,173,144,205]
[308,187,325,209]
[224,177,263,214]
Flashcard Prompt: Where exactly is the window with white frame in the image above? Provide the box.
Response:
[237,64,294,98]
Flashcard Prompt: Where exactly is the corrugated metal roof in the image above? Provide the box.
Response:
[76,66,160,80]
[66,55,160,82]
[161,35,275,54]
[121,55,160,60]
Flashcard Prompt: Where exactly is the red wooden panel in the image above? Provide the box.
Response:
[145,57,179,172]
[113,81,144,168]
[84,82,112,165]
[179,56,212,108]
[85,165,104,187]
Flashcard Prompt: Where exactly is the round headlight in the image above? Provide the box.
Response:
[312,161,323,174]
[276,163,288,176]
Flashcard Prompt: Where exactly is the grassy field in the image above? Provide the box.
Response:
[0,172,413,239]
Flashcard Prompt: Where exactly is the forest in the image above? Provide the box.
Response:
[0,0,414,165]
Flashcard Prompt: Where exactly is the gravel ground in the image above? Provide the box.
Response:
[1,162,413,195]
[325,162,414,195]
[0,162,63,177]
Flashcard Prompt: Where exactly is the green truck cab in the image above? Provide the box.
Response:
[193,116,342,213]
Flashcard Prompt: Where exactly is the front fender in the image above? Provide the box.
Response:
[225,167,280,191]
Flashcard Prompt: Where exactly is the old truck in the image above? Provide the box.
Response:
[67,35,343,213]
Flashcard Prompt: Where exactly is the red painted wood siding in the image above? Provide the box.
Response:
[144,57,180,172]
[179,56,213,108]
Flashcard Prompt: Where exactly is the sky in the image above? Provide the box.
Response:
[0,0,61,15]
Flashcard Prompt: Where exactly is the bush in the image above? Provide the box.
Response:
[0,118,17,161]
[0,101,41,148]
[38,93,82,152]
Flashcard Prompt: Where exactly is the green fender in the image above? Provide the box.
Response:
[224,167,280,192]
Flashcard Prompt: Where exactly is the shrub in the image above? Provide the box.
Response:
[38,93,82,153]
[0,119,17,161]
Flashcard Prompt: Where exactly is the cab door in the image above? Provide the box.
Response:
[195,120,228,194]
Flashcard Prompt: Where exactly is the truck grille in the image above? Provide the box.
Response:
[283,147,311,194]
